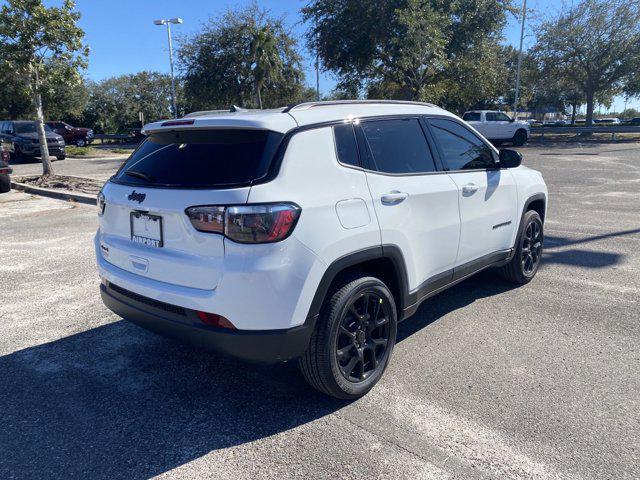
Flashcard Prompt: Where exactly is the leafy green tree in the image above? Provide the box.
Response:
[178,4,307,111]
[303,0,514,111]
[534,0,640,125]
[0,0,88,175]
[620,107,639,119]
[250,26,283,109]
[79,72,175,133]
[0,63,32,119]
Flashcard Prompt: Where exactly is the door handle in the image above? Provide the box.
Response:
[381,191,409,205]
[462,183,479,195]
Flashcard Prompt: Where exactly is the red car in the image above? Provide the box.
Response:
[46,121,94,147]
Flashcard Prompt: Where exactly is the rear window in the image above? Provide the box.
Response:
[462,112,481,121]
[113,129,283,188]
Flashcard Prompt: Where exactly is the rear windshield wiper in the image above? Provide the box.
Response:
[125,170,154,182]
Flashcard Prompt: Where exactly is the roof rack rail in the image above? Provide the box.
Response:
[183,105,249,118]
[282,100,438,113]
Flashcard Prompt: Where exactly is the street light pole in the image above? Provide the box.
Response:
[315,24,320,101]
[513,0,527,120]
[154,18,182,118]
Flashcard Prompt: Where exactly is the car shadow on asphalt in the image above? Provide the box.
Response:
[0,271,521,479]
[541,229,639,269]
[0,320,345,479]
[396,271,517,342]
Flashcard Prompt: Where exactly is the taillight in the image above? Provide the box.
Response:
[185,203,301,244]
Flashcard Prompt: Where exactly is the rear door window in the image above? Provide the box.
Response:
[360,118,437,174]
[113,129,283,188]
[428,119,495,171]
[462,112,481,121]
[486,112,511,122]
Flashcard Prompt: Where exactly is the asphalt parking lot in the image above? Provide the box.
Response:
[9,151,128,182]
[1,141,638,479]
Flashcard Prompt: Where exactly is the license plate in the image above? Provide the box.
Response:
[130,212,163,248]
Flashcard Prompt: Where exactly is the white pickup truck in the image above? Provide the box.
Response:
[462,110,530,146]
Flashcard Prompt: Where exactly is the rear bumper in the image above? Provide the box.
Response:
[100,282,314,364]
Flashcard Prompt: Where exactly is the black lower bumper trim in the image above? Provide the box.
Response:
[100,283,313,364]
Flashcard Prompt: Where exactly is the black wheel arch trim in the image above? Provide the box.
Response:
[306,245,410,323]
[515,193,546,248]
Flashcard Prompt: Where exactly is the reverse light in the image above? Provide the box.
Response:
[185,206,224,233]
[97,191,106,216]
[186,203,301,244]
[196,311,236,329]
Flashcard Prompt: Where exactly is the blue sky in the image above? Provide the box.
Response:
[47,0,637,111]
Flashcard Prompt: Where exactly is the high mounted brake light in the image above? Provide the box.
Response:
[160,119,195,127]
[185,203,301,244]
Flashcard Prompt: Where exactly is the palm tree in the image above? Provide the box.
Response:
[249,26,283,109]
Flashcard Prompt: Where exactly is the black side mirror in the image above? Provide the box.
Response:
[499,149,522,168]
[509,117,515,123]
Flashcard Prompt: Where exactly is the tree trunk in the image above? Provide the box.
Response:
[255,80,263,109]
[585,89,595,127]
[35,92,53,176]
[570,103,577,125]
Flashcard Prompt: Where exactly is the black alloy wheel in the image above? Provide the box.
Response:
[336,292,391,383]
[299,275,397,399]
[499,209,544,284]
[521,219,542,275]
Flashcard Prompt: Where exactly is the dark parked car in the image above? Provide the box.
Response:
[46,121,94,147]
[0,142,12,193]
[129,128,146,142]
[626,117,640,126]
[0,120,66,161]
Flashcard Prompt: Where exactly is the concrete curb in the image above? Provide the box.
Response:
[10,180,97,205]
[66,154,128,160]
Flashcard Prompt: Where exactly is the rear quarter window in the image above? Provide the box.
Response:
[112,129,283,188]
[333,124,360,167]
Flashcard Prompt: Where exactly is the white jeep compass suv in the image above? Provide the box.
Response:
[96,101,547,399]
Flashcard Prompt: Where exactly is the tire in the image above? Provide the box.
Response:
[300,275,397,400]
[0,175,10,193]
[56,155,66,161]
[512,129,528,146]
[500,210,543,284]
[10,145,22,162]
[75,138,86,147]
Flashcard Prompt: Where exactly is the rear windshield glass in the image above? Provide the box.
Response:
[112,129,283,188]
